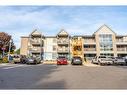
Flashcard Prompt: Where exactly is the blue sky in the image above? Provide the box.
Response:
[0,6,127,49]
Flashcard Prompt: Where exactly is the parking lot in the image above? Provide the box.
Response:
[0,63,127,89]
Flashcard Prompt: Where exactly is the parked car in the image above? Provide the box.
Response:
[71,56,82,65]
[113,57,126,65]
[26,57,41,65]
[20,55,27,64]
[57,56,68,65]
[124,56,127,64]
[13,55,21,64]
[91,56,113,65]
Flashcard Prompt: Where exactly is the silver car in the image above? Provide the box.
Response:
[26,57,41,65]
[92,56,113,65]
[113,57,126,65]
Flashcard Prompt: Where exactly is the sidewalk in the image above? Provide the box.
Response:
[43,61,56,64]
[83,61,100,67]
[43,60,100,67]
[43,60,71,64]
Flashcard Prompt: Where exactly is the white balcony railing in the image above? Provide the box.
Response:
[57,48,69,52]
[116,41,127,45]
[57,39,69,44]
[29,48,43,53]
[84,40,96,43]
[117,48,127,51]
[84,48,96,51]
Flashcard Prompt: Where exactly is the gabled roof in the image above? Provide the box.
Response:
[30,29,43,36]
[116,35,127,38]
[93,24,117,35]
[21,36,29,38]
[57,29,69,36]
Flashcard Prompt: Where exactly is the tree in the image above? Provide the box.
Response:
[15,48,20,54]
[0,32,15,55]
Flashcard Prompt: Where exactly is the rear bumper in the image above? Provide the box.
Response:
[14,60,20,63]
[100,61,113,64]
[71,62,82,65]
[57,62,68,65]
[113,61,126,64]
[27,61,36,64]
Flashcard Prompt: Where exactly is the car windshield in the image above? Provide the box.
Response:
[99,56,106,58]
[73,57,81,59]
[116,57,123,59]
[107,57,114,59]
[28,58,33,60]
[14,56,20,58]
[58,56,66,59]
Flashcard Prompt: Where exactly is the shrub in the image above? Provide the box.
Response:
[0,59,2,63]
[2,56,9,63]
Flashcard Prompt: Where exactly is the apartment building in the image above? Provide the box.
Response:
[57,30,70,60]
[20,29,44,60]
[20,24,127,62]
[82,24,127,60]
[20,29,71,62]
[28,30,44,60]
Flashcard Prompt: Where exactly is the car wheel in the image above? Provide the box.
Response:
[114,62,117,66]
[27,63,30,65]
[22,61,24,64]
[101,63,105,66]
[24,61,26,64]
[98,61,101,66]
[113,61,115,66]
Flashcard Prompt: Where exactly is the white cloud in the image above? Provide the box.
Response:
[0,6,127,49]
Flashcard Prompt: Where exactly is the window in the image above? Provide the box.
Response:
[52,53,57,59]
[99,34,113,51]
[53,38,57,43]
[100,53,113,56]
[53,45,56,51]
[84,45,89,48]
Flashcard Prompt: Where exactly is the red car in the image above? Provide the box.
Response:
[57,56,68,65]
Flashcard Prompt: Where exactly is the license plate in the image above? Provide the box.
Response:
[75,59,79,61]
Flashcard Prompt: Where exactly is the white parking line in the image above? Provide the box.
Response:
[2,65,25,69]
[0,64,15,67]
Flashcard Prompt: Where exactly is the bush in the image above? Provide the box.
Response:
[2,56,9,63]
[0,59,2,63]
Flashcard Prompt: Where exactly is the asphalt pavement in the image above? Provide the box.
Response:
[0,63,127,89]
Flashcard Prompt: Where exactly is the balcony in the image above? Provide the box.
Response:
[117,48,127,51]
[57,48,69,53]
[84,40,96,45]
[29,48,43,53]
[116,41,127,45]
[30,39,43,45]
[57,39,69,45]
[84,48,96,54]
[117,48,127,54]
[84,48,96,51]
